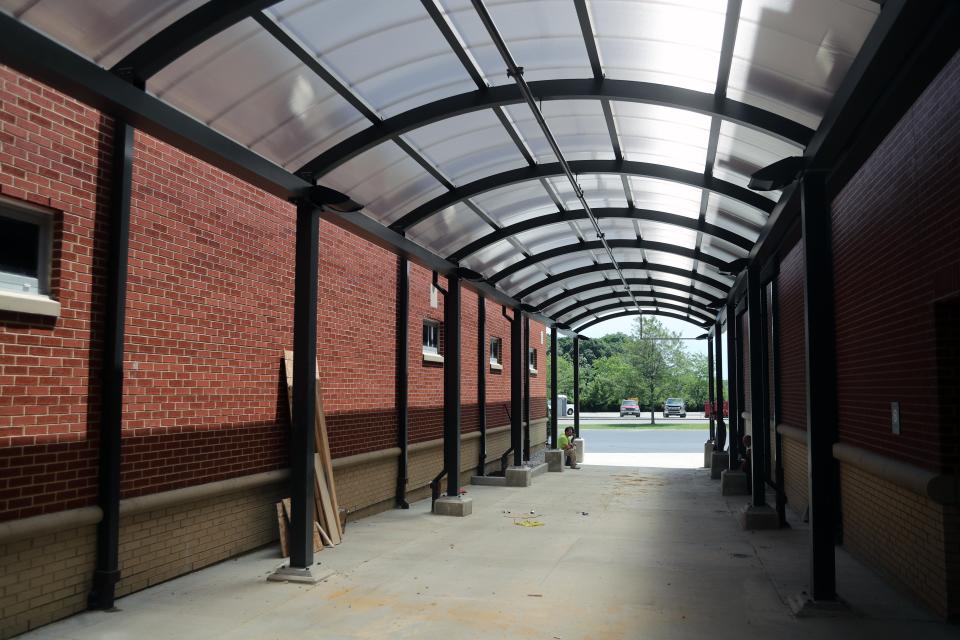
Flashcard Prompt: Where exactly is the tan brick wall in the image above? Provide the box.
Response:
[840,462,951,617]
[781,436,809,516]
[0,524,95,639]
[115,482,284,598]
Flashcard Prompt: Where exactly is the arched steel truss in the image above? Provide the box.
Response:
[575,310,711,332]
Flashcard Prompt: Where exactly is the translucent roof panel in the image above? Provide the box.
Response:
[471,182,557,227]
[2,0,207,68]
[149,18,370,170]
[639,221,698,250]
[504,101,615,163]
[627,177,703,219]
[612,102,712,173]
[626,249,694,272]
[406,203,493,258]
[548,175,627,210]
[589,0,726,93]
[439,0,593,86]
[461,239,526,277]
[705,192,766,238]
[513,223,585,255]
[401,110,528,185]
[714,121,803,196]
[322,141,446,225]
[701,236,748,263]
[267,0,477,118]
[728,0,880,129]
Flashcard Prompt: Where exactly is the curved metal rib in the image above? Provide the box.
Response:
[550,292,717,321]
[565,301,715,328]
[575,310,711,332]
[535,279,723,313]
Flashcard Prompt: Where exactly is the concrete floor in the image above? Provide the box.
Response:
[23,466,958,640]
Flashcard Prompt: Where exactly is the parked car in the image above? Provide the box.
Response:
[557,394,575,416]
[664,397,686,418]
[619,399,641,417]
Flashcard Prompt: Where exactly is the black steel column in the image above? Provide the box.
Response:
[444,275,462,497]
[396,258,409,507]
[290,199,319,569]
[715,323,726,451]
[707,332,716,443]
[89,120,134,610]
[510,308,522,466]
[550,328,558,448]
[523,315,531,461]
[573,336,581,438]
[476,296,487,476]
[747,266,767,507]
[801,170,838,601]
[726,303,739,469]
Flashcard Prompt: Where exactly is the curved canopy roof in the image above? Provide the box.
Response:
[1,0,881,332]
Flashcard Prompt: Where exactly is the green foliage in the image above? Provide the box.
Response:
[549,319,710,413]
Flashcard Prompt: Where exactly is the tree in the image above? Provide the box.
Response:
[629,317,684,424]
[583,355,635,410]
[546,344,574,398]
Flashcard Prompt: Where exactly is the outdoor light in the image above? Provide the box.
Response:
[520,303,537,314]
[307,185,363,212]
[456,266,484,282]
[718,258,748,276]
[748,156,805,191]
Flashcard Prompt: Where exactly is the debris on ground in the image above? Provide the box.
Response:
[514,519,544,527]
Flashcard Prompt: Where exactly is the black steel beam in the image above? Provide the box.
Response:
[88,120,135,610]
[488,239,731,285]
[510,308,523,466]
[708,330,716,443]
[801,171,839,601]
[573,337,581,438]
[564,301,714,329]
[396,258,409,508]
[550,328,559,448]
[551,291,716,322]
[477,296,487,475]
[714,321,726,451]
[747,265,767,508]
[514,262,732,301]
[0,12,309,200]
[449,207,752,263]
[574,310,710,333]
[289,200,319,569]
[392,160,773,233]
[726,301,739,468]
[444,275,462,498]
[299,79,814,178]
[111,0,281,84]
[523,315,531,461]
[537,278,723,312]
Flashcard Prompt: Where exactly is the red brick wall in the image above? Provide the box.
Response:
[0,65,108,520]
[832,49,960,471]
[776,240,806,431]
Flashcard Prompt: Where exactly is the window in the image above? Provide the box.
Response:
[528,347,538,374]
[0,199,59,318]
[489,336,502,370]
[422,319,443,363]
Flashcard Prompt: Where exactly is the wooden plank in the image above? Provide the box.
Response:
[315,453,341,545]
[283,498,322,553]
[314,388,343,538]
[276,502,289,558]
[316,522,334,548]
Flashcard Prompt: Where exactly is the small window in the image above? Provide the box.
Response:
[0,202,52,296]
[528,347,538,374]
[489,336,503,370]
[423,320,440,354]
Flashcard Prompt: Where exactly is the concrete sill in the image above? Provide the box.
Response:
[0,290,61,318]
[422,351,444,364]
[489,362,503,371]
[528,368,538,376]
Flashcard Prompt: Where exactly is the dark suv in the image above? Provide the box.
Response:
[619,399,641,417]
[664,398,686,418]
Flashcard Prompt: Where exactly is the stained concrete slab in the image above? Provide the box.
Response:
[21,466,959,640]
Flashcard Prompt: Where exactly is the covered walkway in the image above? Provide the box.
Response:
[19,463,956,640]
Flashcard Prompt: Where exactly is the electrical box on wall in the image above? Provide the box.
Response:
[891,401,901,434]
[430,284,438,308]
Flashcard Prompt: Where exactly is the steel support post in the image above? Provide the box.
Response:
[715,323,726,451]
[726,303,739,468]
[573,337,581,438]
[396,258,409,507]
[89,120,134,610]
[510,308,523,466]
[523,315,531,461]
[801,171,838,601]
[444,275,462,498]
[747,266,767,507]
[707,333,716,442]
[550,328,559,448]
[289,199,319,569]
[476,297,487,476]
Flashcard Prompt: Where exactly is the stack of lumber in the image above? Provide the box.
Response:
[276,350,343,556]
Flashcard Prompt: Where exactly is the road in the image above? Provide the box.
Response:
[559,411,710,425]
[579,428,708,453]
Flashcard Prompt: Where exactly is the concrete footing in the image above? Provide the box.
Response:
[737,503,780,530]
[470,475,506,486]
[710,451,729,479]
[266,566,320,584]
[788,594,853,618]
[530,462,548,478]
[720,469,749,495]
[433,496,473,517]
[574,438,584,463]
[545,449,564,472]
[703,440,714,468]
[506,466,532,487]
